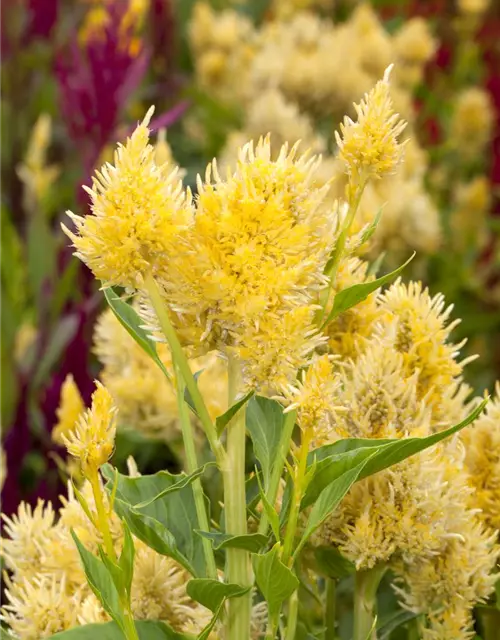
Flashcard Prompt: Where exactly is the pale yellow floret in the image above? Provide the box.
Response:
[52,375,85,446]
[62,381,117,474]
[1,575,81,638]
[452,176,491,251]
[394,514,498,640]
[63,108,193,289]
[335,65,407,181]
[131,539,212,631]
[1,501,57,577]
[283,354,345,445]
[462,383,500,531]
[376,280,472,425]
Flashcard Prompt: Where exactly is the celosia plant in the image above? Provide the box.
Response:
[2,68,498,640]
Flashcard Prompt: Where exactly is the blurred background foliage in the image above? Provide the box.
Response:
[1,0,499,533]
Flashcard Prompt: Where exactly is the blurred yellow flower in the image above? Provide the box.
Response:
[451,87,494,157]
[52,375,85,446]
[17,114,60,215]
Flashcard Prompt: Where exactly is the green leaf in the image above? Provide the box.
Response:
[113,500,196,576]
[321,252,415,328]
[103,287,170,380]
[197,602,224,640]
[70,531,125,631]
[32,314,79,388]
[132,464,214,509]
[302,399,488,510]
[186,578,250,613]
[215,390,254,436]
[51,620,191,639]
[195,531,268,553]
[102,466,209,577]
[184,369,204,416]
[246,396,286,484]
[253,544,299,618]
[118,522,135,597]
[377,610,419,639]
[297,462,369,557]
[313,546,355,579]
[360,207,382,245]
[255,466,281,542]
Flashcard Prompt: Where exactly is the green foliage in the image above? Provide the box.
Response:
[196,530,268,553]
[253,544,300,618]
[313,546,355,580]
[186,578,250,613]
[103,287,171,380]
[102,464,210,577]
[321,253,415,329]
[70,531,126,632]
[246,396,287,485]
[51,621,191,639]
[215,389,254,436]
[301,398,488,510]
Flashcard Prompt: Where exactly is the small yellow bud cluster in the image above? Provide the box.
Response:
[335,65,407,182]
[62,382,116,475]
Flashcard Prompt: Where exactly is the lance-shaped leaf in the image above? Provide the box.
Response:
[246,396,286,485]
[216,389,254,436]
[321,253,415,329]
[253,544,299,618]
[70,531,125,632]
[302,399,488,510]
[51,620,191,639]
[313,546,355,580]
[186,578,250,613]
[195,531,269,553]
[104,287,170,379]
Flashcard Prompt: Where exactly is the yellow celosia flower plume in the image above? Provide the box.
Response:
[335,65,407,181]
[52,375,85,446]
[62,382,117,474]
[63,107,193,289]
[153,136,337,390]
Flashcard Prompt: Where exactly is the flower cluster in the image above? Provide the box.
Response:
[287,259,500,639]
[1,476,211,638]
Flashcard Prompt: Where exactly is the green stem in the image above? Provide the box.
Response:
[121,610,140,640]
[282,430,311,566]
[88,469,117,563]
[353,565,387,640]
[174,361,217,580]
[318,179,367,322]
[143,272,226,468]
[257,409,296,537]
[89,470,140,640]
[285,590,299,640]
[325,578,337,640]
[406,618,420,640]
[224,354,252,640]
